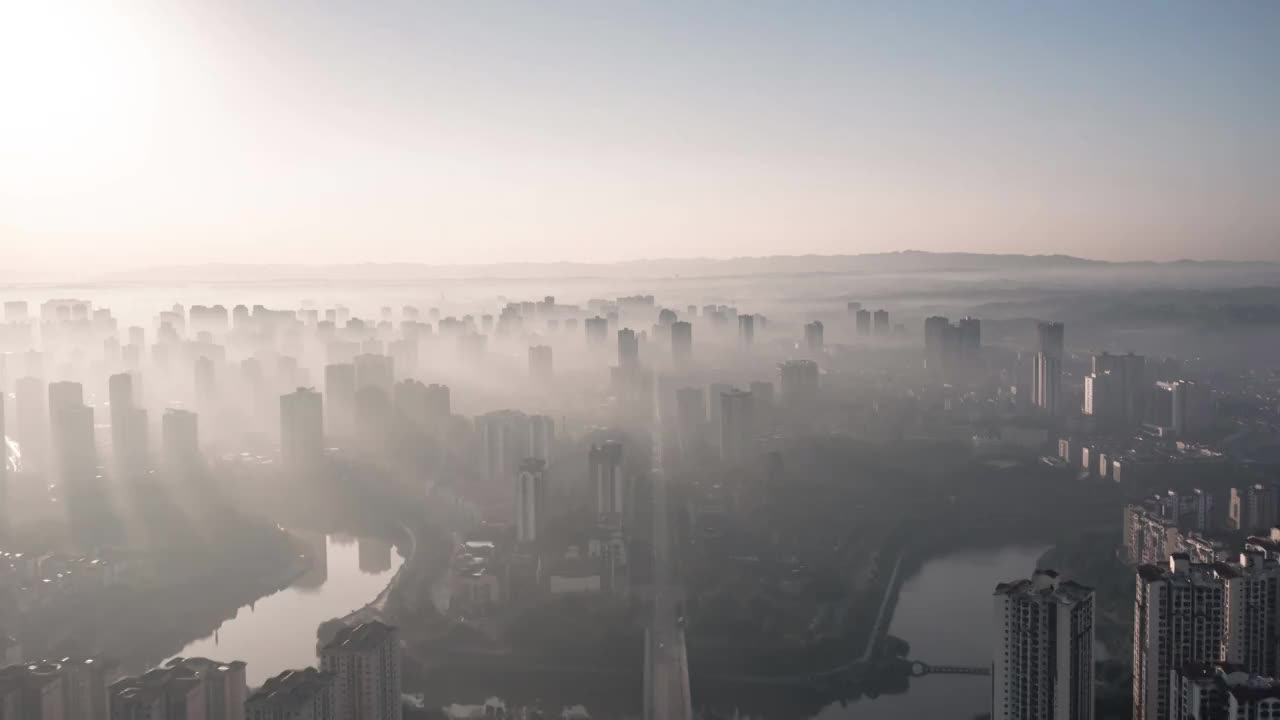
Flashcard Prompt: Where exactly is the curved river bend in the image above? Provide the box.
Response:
[171,533,403,687]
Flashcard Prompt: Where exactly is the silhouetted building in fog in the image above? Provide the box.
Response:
[873,309,890,335]
[958,316,980,359]
[779,360,819,411]
[855,309,871,336]
[516,458,548,543]
[1147,380,1211,437]
[15,376,46,471]
[1038,321,1065,359]
[528,414,554,462]
[353,353,393,395]
[3,301,27,323]
[49,381,100,543]
[585,316,608,347]
[671,321,693,366]
[738,314,754,345]
[393,379,433,434]
[1034,353,1063,416]
[675,387,705,455]
[750,381,775,430]
[1032,321,1065,416]
[425,383,450,429]
[0,393,5,537]
[719,388,754,462]
[924,316,949,371]
[324,363,356,441]
[803,321,823,353]
[528,344,553,383]
[354,385,393,452]
[280,388,323,469]
[162,409,200,473]
[477,410,532,483]
[925,316,981,381]
[194,355,217,413]
[109,373,148,477]
[590,441,626,521]
[617,328,639,370]
[1085,352,1146,427]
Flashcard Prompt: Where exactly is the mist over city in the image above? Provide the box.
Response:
[2,3,1280,720]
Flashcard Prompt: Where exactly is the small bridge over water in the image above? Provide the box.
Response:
[909,661,990,677]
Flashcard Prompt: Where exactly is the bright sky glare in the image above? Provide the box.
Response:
[1,1,1277,272]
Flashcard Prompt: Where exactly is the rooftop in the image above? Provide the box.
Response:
[247,667,334,710]
[994,569,1093,604]
[321,620,397,653]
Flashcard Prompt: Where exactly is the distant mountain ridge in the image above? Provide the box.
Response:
[90,251,1277,283]
[0,251,1256,285]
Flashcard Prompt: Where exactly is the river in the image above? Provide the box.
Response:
[170,532,403,687]
[423,544,1049,719]
[807,543,1049,720]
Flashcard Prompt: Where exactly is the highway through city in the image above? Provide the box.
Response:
[644,386,693,720]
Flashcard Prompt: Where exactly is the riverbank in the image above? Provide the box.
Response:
[15,521,302,673]
[176,534,406,686]
[337,522,417,627]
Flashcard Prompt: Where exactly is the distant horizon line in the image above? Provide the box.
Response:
[6,249,1280,285]
[110,249,1280,268]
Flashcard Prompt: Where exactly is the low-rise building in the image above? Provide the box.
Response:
[449,540,503,616]
[547,547,603,594]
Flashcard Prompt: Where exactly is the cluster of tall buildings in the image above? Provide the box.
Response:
[0,620,400,720]
[990,543,1280,720]
[845,303,891,337]
[1123,496,1224,567]
[1133,539,1280,720]
[988,549,1280,720]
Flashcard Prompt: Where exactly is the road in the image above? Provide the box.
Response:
[644,384,692,720]
[859,548,906,663]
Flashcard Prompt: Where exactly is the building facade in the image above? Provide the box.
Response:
[992,569,1095,720]
[319,622,401,720]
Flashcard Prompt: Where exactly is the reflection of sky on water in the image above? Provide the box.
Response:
[171,535,401,687]
[809,545,1048,720]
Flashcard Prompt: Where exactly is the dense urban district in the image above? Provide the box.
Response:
[1,261,1279,719]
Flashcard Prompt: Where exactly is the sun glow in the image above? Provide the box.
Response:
[0,2,163,181]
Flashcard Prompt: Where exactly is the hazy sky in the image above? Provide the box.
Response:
[1,1,1277,271]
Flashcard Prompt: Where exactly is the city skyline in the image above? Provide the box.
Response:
[2,4,1279,718]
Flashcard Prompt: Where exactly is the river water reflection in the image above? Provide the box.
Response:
[808,544,1048,720]
[425,545,1048,719]
[172,533,403,687]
